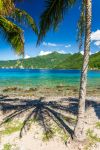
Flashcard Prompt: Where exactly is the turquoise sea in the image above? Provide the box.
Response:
[0,69,100,89]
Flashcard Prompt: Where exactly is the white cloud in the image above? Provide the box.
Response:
[95,51,99,53]
[24,54,31,59]
[42,42,48,46]
[65,44,71,48]
[39,50,66,56]
[91,30,100,41]
[57,50,66,54]
[80,50,84,55]
[94,41,100,46]
[91,30,100,48]
[42,42,71,48]
[42,42,57,47]
[80,50,92,55]
[39,50,52,56]
[48,43,57,47]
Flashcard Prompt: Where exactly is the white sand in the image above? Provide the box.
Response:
[0,96,100,150]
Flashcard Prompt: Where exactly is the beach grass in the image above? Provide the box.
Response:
[0,120,23,136]
[96,122,100,129]
[84,129,100,150]
[42,124,69,142]
[3,143,12,150]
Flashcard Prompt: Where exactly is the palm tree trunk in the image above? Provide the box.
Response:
[74,0,92,141]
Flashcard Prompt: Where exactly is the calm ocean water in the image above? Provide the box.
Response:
[0,69,100,89]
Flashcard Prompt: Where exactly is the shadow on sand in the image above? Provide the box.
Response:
[0,95,100,138]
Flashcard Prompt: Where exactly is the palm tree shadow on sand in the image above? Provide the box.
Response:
[0,95,100,139]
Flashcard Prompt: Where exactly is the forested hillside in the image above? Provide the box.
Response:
[0,51,100,69]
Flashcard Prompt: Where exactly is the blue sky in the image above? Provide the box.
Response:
[0,0,100,60]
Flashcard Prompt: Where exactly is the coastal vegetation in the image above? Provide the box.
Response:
[0,51,100,69]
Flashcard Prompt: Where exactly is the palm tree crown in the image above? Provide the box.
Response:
[0,0,38,56]
[37,0,78,44]
[37,0,87,50]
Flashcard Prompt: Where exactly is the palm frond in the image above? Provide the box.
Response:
[0,16,24,55]
[77,0,86,50]
[0,0,15,16]
[11,8,38,35]
[37,0,76,45]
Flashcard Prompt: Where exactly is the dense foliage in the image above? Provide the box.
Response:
[0,51,100,69]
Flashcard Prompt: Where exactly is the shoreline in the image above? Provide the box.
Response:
[0,86,100,98]
[0,68,100,71]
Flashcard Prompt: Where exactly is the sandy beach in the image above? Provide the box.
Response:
[0,93,100,150]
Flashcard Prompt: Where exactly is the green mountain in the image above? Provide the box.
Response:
[0,51,100,69]
[55,53,83,69]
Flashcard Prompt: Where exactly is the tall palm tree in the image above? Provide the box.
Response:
[0,0,38,55]
[37,0,92,141]
[74,0,92,141]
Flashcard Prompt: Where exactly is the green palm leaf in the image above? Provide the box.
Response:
[12,8,38,35]
[37,0,76,45]
[0,0,38,56]
[0,16,24,55]
[0,0,14,16]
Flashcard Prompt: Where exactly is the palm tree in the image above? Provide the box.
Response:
[0,0,38,55]
[37,0,92,141]
[74,0,92,141]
